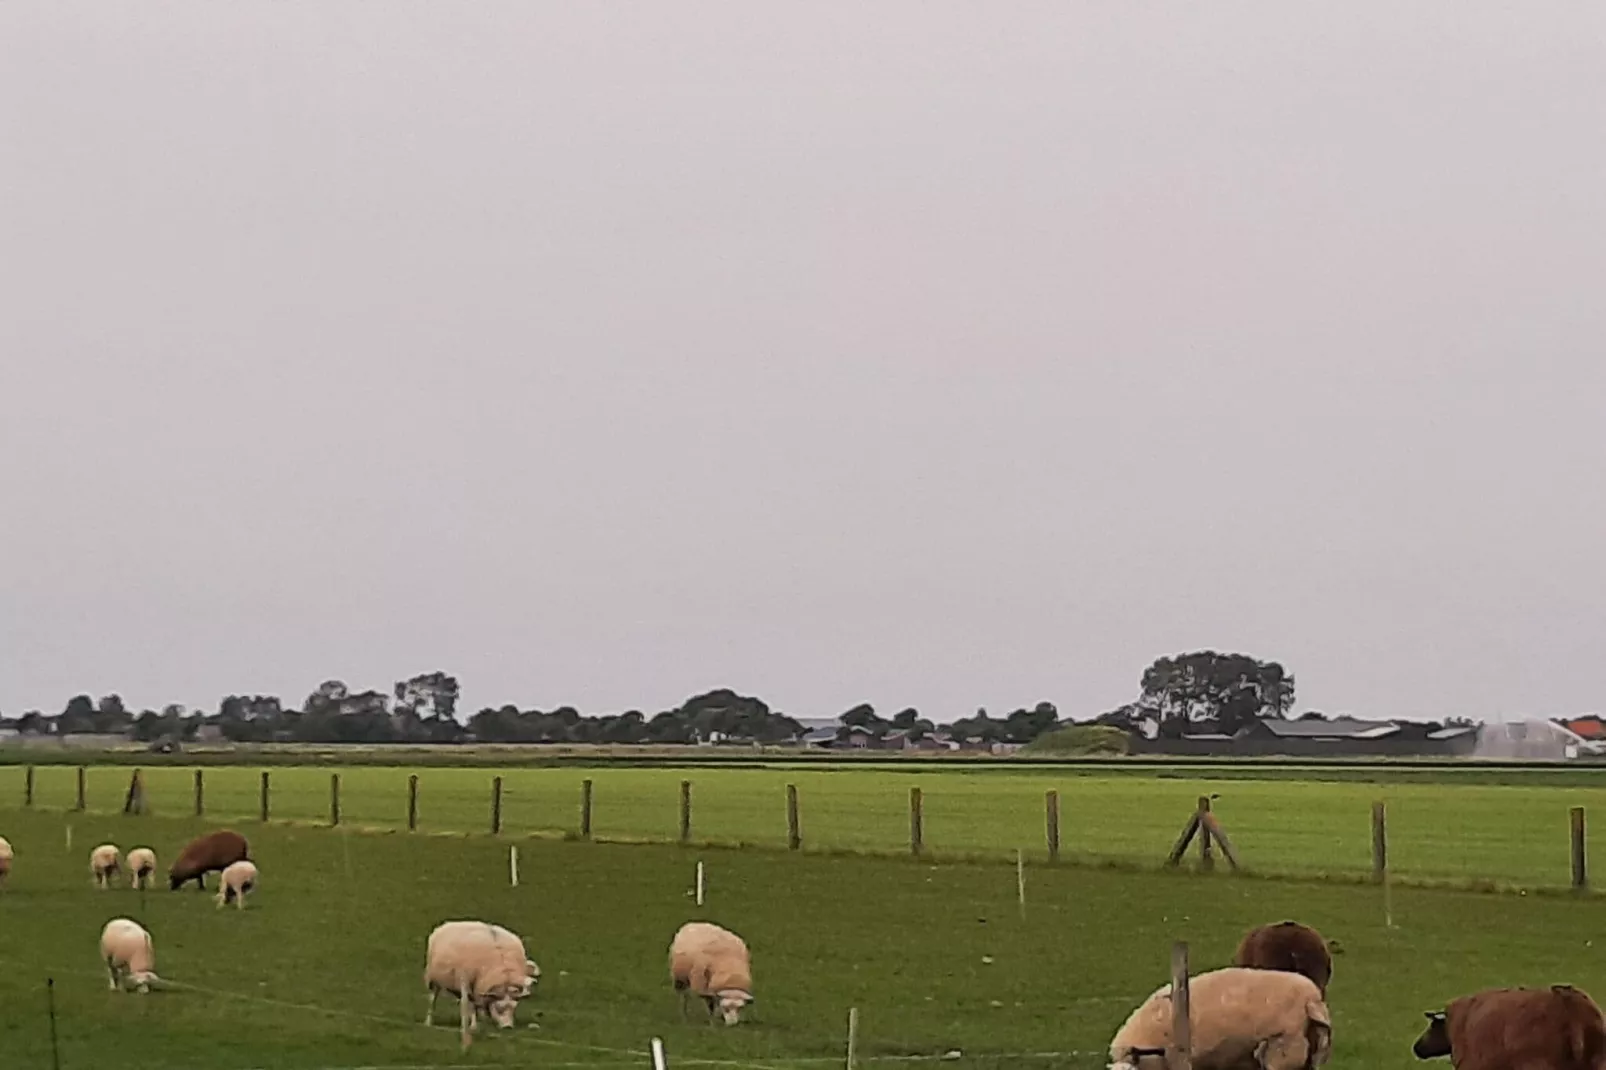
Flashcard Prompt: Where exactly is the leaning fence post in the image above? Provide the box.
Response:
[259,771,271,822]
[407,774,419,831]
[1196,796,1214,871]
[123,769,144,815]
[909,787,924,856]
[1572,806,1588,891]
[1168,941,1192,1070]
[194,769,205,817]
[786,784,802,850]
[581,778,594,840]
[678,780,692,843]
[491,776,504,835]
[1045,789,1060,862]
[329,773,341,826]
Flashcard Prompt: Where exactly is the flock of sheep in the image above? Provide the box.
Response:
[1119,918,1606,1070]
[8,826,1596,1067]
[79,829,259,991]
[0,826,754,1045]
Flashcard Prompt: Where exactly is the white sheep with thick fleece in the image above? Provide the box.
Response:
[669,921,754,1026]
[127,847,157,890]
[1108,966,1332,1070]
[0,835,12,887]
[90,844,121,889]
[423,920,540,1034]
[215,860,258,909]
[99,917,162,992]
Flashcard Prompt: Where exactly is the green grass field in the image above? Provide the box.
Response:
[4,762,1605,889]
[1,802,1604,1070]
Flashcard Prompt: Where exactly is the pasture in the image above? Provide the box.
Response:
[0,803,1604,1070]
[4,761,1606,889]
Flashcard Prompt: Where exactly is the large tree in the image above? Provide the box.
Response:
[1138,650,1295,734]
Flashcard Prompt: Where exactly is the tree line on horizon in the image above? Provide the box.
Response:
[0,650,1475,747]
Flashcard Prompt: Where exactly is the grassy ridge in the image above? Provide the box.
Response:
[0,806,1603,1070]
[6,762,1606,890]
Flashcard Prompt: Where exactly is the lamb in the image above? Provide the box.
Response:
[90,844,122,888]
[127,847,158,890]
[1412,984,1606,1070]
[1233,920,1335,995]
[1108,966,1332,1070]
[99,917,163,992]
[669,921,754,1026]
[215,860,258,909]
[0,835,12,888]
[168,829,250,891]
[422,920,541,1035]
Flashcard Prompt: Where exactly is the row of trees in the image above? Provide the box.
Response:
[1,678,816,746]
[11,650,1457,747]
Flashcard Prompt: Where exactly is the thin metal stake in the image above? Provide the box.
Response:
[48,977,61,1070]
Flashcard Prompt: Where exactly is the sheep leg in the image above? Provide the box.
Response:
[105,958,120,991]
[425,984,439,1026]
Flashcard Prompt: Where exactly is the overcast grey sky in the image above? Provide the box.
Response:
[3,4,1604,724]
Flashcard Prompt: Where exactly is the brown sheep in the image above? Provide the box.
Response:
[1233,920,1334,995]
[1413,985,1606,1070]
[168,829,250,891]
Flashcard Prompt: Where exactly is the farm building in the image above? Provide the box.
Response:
[1134,716,1482,758]
[1555,715,1606,751]
[1475,718,1597,760]
[800,726,970,752]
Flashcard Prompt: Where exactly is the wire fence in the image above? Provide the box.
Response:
[8,761,1606,891]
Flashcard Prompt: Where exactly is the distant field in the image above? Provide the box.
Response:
[0,806,1603,1070]
[4,761,1605,890]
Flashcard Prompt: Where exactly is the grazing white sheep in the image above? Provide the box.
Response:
[214,860,258,909]
[1108,966,1332,1070]
[0,835,12,888]
[99,917,162,993]
[423,920,541,1035]
[127,847,157,890]
[669,921,754,1026]
[90,844,122,889]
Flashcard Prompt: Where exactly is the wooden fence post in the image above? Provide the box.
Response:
[330,773,341,826]
[1197,796,1214,871]
[1046,790,1060,863]
[491,776,504,835]
[1572,806,1588,891]
[909,787,924,856]
[194,769,205,817]
[1372,801,1388,882]
[407,774,419,831]
[260,771,271,822]
[123,769,144,815]
[581,779,594,840]
[76,766,87,811]
[679,780,692,843]
[1168,942,1192,1070]
[24,765,34,807]
[786,784,801,850]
